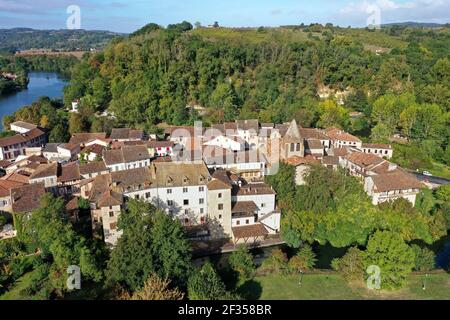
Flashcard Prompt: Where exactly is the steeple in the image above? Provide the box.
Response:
[285,119,301,139]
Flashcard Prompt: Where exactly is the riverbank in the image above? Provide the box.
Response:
[0,72,67,130]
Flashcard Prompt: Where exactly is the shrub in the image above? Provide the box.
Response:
[288,245,317,273]
[229,245,255,282]
[332,247,365,281]
[259,249,289,275]
[411,245,435,272]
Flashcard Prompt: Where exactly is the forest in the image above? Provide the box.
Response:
[0,28,121,53]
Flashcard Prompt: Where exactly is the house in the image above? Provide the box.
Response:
[79,161,109,179]
[10,183,46,214]
[235,119,260,149]
[204,150,268,180]
[364,170,422,206]
[0,128,47,161]
[299,128,332,150]
[28,162,58,192]
[43,143,62,161]
[57,162,82,196]
[147,140,175,157]
[305,139,325,157]
[70,100,80,113]
[69,133,107,147]
[10,121,37,134]
[203,135,246,152]
[322,156,340,170]
[109,128,144,142]
[325,128,362,149]
[80,144,106,162]
[343,152,396,179]
[207,170,234,239]
[57,143,80,162]
[0,180,24,213]
[84,162,211,246]
[360,143,393,159]
[284,156,320,186]
[103,145,151,172]
[151,162,210,225]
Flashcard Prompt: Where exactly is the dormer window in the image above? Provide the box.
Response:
[166,176,173,186]
[183,176,190,184]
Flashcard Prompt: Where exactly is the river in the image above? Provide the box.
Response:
[0,72,68,131]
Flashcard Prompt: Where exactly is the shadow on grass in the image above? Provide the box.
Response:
[236,279,263,300]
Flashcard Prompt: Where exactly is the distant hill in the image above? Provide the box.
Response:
[0,28,124,53]
[382,22,448,29]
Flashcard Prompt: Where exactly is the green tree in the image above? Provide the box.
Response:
[411,245,435,272]
[364,231,415,290]
[106,200,192,291]
[331,247,365,281]
[288,245,317,272]
[188,262,228,300]
[228,245,255,282]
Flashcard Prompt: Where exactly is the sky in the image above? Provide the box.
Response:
[0,0,449,33]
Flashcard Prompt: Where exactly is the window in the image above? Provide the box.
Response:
[167,200,174,206]
[199,186,204,192]
[110,223,117,230]
[135,195,140,200]
[290,143,295,152]
[167,189,172,194]
[296,143,301,152]
[109,206,113,210]
[219,214,222,219]
[109,212,114,218]
[218,193,222,199]
[184,209,189,215]
[184,199,189,206]
[261,203,266,208]
[184,218,189,224]
[183,187,188,193]
[200,217,206,224]
[146,192,151,199]
[246,219,250,225]
[199,198,204,205]
[218,204,223,210]
[236,220,240,226]
[200,208,204,214]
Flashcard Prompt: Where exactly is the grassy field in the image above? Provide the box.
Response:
[242,273,450,300]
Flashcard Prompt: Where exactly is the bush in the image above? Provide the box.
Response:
[288,245,317,273]
[259,249,289,275]
[229,245,255,282]
[332,247,365,281]
[411,245,435,272]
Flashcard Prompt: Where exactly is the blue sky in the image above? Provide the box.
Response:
[0,0,449,33]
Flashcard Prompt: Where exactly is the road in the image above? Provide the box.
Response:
[412,173,450,186]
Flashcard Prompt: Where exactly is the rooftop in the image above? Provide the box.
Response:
[371,170,422,192]
[11,182,46,213]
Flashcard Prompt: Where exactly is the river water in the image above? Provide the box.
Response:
[0,72,68,131]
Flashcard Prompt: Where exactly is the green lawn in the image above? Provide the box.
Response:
[242,273,450,300]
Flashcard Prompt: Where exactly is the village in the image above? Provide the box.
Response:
[0,116,424,250]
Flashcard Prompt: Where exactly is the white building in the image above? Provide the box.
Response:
[103,145,151,172]
[10,121,37,134]
[360,143,394,159]
[364,170,422,206]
